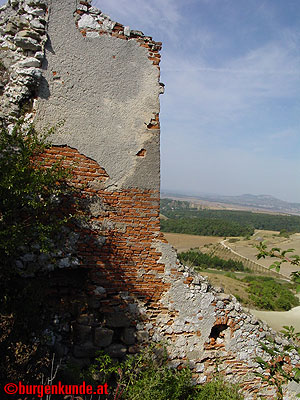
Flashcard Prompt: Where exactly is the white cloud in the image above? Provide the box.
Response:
[162,40,300,128]
[267,128,298,141]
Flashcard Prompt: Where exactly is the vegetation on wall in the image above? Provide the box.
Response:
[0,122,74,274]
[85,346,244,400]
[0,122,77,384]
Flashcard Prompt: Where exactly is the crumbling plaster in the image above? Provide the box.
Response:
[36,0,161,190]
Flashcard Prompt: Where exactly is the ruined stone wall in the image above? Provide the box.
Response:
[0,1,300,399]
[36,0,162,192]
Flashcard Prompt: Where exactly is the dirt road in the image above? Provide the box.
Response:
[250,306,300,332]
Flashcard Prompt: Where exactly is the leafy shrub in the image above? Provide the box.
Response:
[190,376,243,400]
[278,229,291,238]
[0,122,76,385]
[0,122,73,274]
[89,347,244,400]
[243,276,299,311]
[89,347,193,400]
[125,363,192,400]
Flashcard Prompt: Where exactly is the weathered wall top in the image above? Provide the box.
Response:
[35,0,163,190]
[0,0,47,124]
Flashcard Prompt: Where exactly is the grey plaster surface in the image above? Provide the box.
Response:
[36,0,161,190]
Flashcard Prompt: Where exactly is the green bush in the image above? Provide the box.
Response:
[89,347,244,400]
[0,122,74,275]
[0,122,77,385]
[190,376,243,400]
[243,276,299,311]
[125,364,192,400]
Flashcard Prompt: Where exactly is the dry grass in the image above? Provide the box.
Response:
[227,230,300,277]
[163,232,223,253]
[201,271,253,306]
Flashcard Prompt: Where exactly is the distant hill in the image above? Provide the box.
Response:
[161,192,300,215]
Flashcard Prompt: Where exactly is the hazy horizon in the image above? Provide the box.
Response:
[161,189,300,204]
[1,0,300,203]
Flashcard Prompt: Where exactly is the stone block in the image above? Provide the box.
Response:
[89,7,101,15]
[16,29,40,40]
[77,314,94,325]
[73,342,97,358]
[94,327,113,347]
[74,324,92,344]
[15,36,41,51]
[87,297,101,309]
[124,26,130,37]
[106,343,127,358]
[93,286,106,296]
[128,345,139,354]
[18,57,40,68]
[105,312,130,328]
[77,4,88,12]
[24,0,47,7]
[4,22,18,34]
[121,328,135,345]
[30,19,45,30]
[136,330,149,342]
[24,5,45,16]
[78,14,99,30]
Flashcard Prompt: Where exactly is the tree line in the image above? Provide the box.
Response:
[161,217,254,237]
[161,199,300,235]
[178,250,248,272]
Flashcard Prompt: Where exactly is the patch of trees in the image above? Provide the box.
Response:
[161,217,254,237]
[178,250,247,272]
[161,199,300,234]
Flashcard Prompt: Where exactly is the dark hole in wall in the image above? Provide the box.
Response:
[136,148,146,157]
[209,324,228,340]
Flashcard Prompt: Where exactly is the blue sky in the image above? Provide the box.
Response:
[2,0,300,202]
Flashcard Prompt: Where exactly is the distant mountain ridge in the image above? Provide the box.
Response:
[161,191,300,215]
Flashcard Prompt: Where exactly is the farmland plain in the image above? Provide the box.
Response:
[227,230,300,277]
[163,232,222,253]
